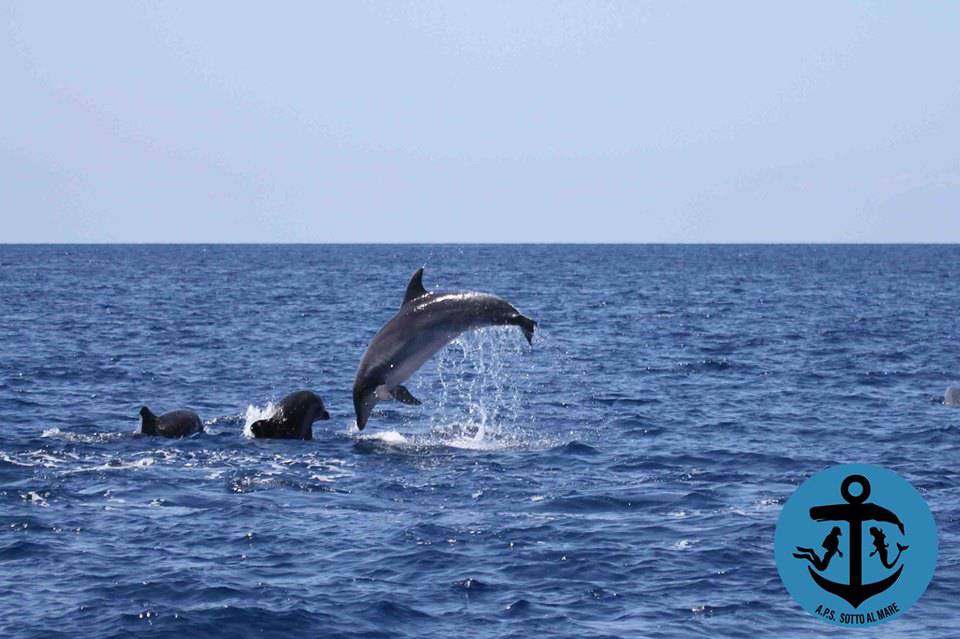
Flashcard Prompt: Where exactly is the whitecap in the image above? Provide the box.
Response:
[41,427,129,444]
[61,456,155,475]
[21,491,49,507]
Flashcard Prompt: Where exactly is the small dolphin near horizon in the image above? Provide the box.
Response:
[139,406,204,438]
[945,385,960,406]
[250,390,330,440]
[352,267,536,431]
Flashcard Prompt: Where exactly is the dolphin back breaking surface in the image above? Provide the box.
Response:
[352,268,536,430]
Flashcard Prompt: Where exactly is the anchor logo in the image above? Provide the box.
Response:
[794,474,906,608]
[776,464,938,627]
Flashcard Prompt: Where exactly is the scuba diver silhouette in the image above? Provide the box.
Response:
[793,526,843,571]
[869,526,908,569]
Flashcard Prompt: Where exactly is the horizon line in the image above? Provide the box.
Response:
[1,241,959,247]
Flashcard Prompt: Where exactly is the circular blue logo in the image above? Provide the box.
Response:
[775,464,938,627]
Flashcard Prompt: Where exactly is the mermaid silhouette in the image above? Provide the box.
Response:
[793,526,843,571]
[869,526,908,569]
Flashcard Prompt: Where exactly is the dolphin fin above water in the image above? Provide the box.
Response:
[139,406,158,436]
[403,267,428,305]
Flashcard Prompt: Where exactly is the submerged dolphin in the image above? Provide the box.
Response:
[139,406,203,438]
[352,268,536,430]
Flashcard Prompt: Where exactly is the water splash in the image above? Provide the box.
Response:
[346,327,549,450]
[415,327,544,449]
[241,402,278,438]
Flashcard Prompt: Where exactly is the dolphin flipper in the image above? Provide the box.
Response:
[391,385,422,405]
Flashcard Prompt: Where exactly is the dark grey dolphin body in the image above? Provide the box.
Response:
[250,390,330,440]
[352,268,536,430]
[945,385,960,406]
[139,406,204,438]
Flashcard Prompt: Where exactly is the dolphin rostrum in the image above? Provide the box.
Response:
[352,268,536,430]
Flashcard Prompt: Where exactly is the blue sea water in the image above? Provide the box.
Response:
[0,244,957,638]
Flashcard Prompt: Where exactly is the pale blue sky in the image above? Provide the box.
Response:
[2,2,958,242]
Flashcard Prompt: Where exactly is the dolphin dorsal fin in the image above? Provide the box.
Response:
[402,267,428,306]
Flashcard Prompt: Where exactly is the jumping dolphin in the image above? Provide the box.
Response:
[139,406,204,438]
[352,268,536,430]
[250,390,330,440]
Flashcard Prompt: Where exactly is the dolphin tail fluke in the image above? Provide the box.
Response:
[512,314,537,345]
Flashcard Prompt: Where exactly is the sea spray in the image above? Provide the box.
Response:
[241,402,277,438]
[419,326,537,448]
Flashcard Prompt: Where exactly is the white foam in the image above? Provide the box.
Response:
[0,451,31,467]
[444,422,506,450]
[360,430,408,445]
[42,427,131,444]
[22,491,49,507]
[61,456,155,475]
[1,449,81,468]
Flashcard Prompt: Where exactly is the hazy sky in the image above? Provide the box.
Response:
[2,2,958,242]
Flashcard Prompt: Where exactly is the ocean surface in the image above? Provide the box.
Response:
[0,244,957,638]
